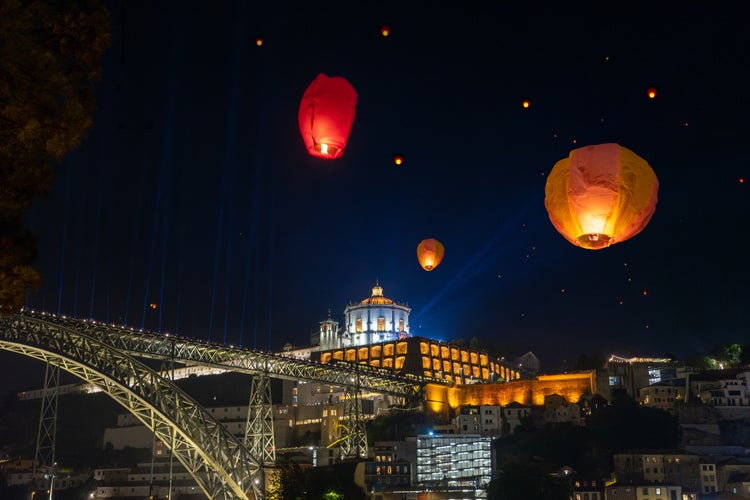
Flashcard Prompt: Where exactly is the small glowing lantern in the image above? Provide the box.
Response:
[298,73,358,160]
[417,238,445,271]
[255,37,264,47]
[150,303,157,310]
[647,86,657,99]
[380,24,390,37]
[544,143,658,250]
[522,98,530,108]
[393,154,404,165]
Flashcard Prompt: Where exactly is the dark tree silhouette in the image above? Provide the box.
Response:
[0,0,110,312]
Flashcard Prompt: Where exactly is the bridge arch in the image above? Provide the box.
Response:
[0,313,261,500]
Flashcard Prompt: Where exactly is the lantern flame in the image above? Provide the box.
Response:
[320,143,329,155]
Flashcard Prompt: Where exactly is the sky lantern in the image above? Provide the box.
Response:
[393,154,404,165]
[647,86,657,99]
[417,238,445,271]
[380,24,390,37]
[298,73,358,160]
[522,98,530,108]
[255,37,264,47]
[544,143,659,250]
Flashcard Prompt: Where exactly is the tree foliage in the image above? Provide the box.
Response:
[0,0,110,312]
[487,461,573,500]
[265,460,363,500]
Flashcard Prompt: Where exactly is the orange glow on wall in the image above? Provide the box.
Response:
[298,73,358,160]
[545,143,659,250]
[417,238,445,271]
[420,342,429,355]
[424,371,597,418]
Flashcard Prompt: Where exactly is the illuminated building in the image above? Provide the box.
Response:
[603,355,679,400]
[415,434,493,492]
[314,336,520,384]
[341,283,410,348]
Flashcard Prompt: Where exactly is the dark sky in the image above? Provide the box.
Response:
[4,1,750,390]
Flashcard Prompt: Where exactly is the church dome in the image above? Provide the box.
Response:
[342,282,411,347]
[360,284,394,305]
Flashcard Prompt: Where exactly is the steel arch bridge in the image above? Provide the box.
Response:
[0,311,429,499]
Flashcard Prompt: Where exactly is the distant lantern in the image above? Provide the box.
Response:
[298,73,358,160]
[393,154,404,165]
[255,37,264,47]
[544,143,659,250]
[150,303,157,310]
[380,24,390,37]
[522,98,531,108]
[647,86,657,99]
[417,238,445,271]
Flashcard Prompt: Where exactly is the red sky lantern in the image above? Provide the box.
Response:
[522,98,530,108]
[647,86,657,99]
[298,73,358,160]
[393,154,404,165]
[417,238,445,271]
[544,143,659,250]
[380,25,390,37]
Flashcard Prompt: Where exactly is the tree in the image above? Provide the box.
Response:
[487,461,573,500]
[574,352,607,370]
[718,343,742,367]
[0,0,110,312]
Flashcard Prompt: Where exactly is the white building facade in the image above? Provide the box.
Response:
[340,284,410,348]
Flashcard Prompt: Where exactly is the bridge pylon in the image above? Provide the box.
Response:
[245,372,275,465]
[339,375,368,459]
[33,363,59,493]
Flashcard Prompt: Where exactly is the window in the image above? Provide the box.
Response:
[399,319,404,332]
[356,318,362,332]
[644,487,649,495]
[655,488,661,495]
[377,317,385,331]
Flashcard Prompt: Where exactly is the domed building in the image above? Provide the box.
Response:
[314,283,410,351]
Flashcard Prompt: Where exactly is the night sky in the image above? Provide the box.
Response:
[4,2,750,391]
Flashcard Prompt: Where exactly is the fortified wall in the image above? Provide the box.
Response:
[423,371,597,419]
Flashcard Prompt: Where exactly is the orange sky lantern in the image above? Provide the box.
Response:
[544,143,659,250]
[417,238,445,271]
[522,98,530,108]
[255,37,264,47]
[393,154,404,165]
[298,73,358,160]
[380,24,390,37]
[647,86,657,99]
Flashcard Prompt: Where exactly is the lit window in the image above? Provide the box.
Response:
[356,318,362,332]
[378,317,385,331]
[399,319,405,332]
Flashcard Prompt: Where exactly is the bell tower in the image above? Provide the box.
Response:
[318,309,340,351]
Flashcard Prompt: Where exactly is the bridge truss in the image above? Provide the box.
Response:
[0,313,262,499]
[1,311,431,498]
